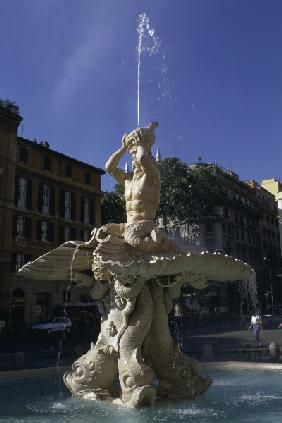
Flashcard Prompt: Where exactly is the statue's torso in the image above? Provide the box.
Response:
[125,172,160,223]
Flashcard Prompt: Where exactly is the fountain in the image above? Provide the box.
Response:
[19,122,254,408]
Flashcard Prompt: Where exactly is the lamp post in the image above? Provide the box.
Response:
[263,257,274,314]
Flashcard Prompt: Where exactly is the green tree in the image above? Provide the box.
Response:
[101,184,126,224]
[0,99,19,114]
[101,159,220,227]
[157,157,220,228]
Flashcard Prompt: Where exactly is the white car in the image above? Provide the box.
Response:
[32,317,72,335]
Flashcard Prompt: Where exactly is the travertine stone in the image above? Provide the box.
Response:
[19,123,254,408]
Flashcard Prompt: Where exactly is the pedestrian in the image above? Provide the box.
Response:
[249,310,262,347]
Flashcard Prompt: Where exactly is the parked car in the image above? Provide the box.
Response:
[32,317,72,335]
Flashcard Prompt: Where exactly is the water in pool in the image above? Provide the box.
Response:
[0,368,282,423]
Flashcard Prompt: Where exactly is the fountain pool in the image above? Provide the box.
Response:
[1,366,282,423]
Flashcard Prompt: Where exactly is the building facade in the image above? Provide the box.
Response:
[0,106,105,327]
[261,179,282,258]
[168,163,281,314]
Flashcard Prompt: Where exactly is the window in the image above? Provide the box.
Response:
[64,191,72,220]
[44,156,51,171]
[15,176,32,209]
[17,177,27,208]
[16,216,25,238]
[14,253,30,272]
[59,225,76,242]
[81,229,90,241]
[14,215,31,239]
[85,172,91,185]
[38,183,55,215]
[81,196,94,224]
[41,221,48,241]
[12,288,25,305]
[42,184,50,214]
[37,221,53,242]
[65,164,72,178]
[64,226,70,241]
[20,148,28,163]
[59,190,75,220]
[83,197,90,224]
[16,254,25,271]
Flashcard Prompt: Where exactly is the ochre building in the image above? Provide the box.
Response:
[0,106,105,327]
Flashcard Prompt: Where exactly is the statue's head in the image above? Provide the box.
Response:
[126,122,158,155]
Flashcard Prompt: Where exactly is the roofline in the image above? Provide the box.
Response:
[17,136,105,175]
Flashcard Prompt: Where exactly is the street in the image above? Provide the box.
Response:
[1,315,282,371]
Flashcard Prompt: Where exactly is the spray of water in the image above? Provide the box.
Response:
[55,243,80,396]
[137,13,160,127]
[239,271,257,315]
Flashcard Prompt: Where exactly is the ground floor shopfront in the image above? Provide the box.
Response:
[8,277,98,328]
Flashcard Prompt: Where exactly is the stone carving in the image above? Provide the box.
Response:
[19,122,254,408]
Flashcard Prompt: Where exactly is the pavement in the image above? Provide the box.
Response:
[1,315,282,371]
[171,314,282,361]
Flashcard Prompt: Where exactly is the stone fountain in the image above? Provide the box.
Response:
[19,122,254,408]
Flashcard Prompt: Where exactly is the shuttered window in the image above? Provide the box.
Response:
[60,190,75,220]
[65,191,71,220]
[42,184,50,214]
[14,215,31,239]
[13,253,31,272]
[37,221,54,242]
[17,177,27,208]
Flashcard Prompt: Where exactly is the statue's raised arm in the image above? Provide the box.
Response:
[105,134,129,185]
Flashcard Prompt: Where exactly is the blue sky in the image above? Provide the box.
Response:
[1,0,282,190]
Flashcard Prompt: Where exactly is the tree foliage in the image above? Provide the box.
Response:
[157,157,220,227]
[101,184,126,225]
[0,99,19,114]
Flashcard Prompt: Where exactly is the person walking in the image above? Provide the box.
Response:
[249,311,262,347]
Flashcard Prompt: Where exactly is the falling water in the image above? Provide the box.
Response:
[239,271,257,315]
[247,272,258,310]
[64,244,80,313]
[55,243,80,395]
[136,13,160,127]
[69,245,80,284]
